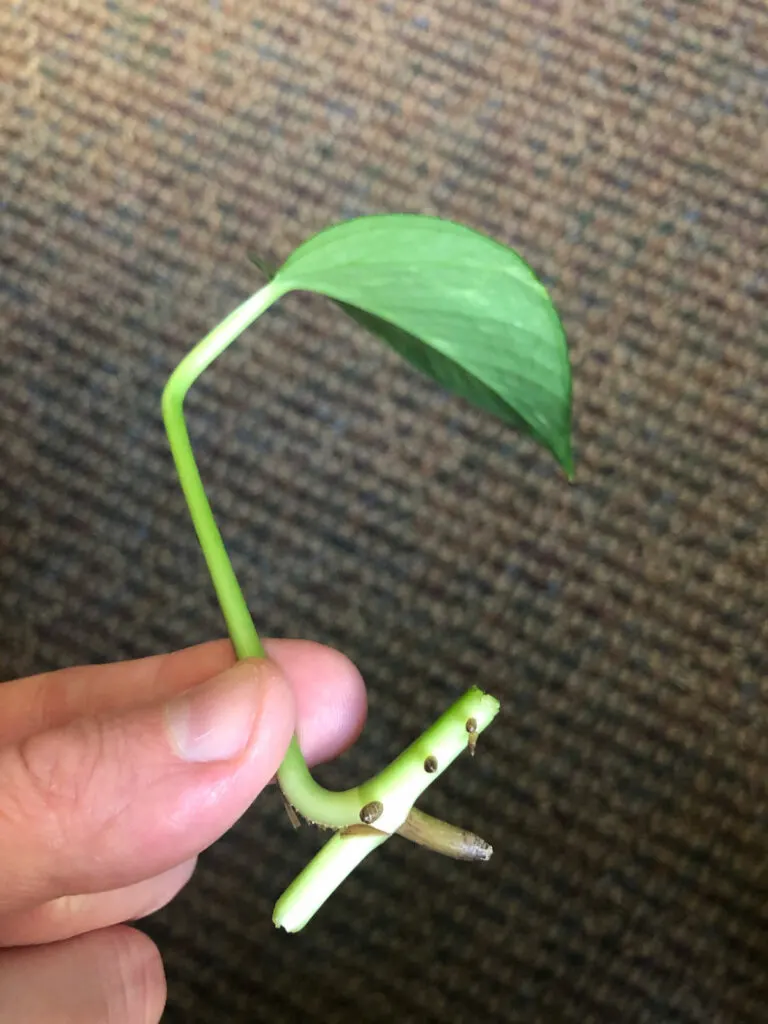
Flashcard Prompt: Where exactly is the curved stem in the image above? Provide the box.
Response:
[162,286,373,827]
[161,289,501,854]
[161,286,280,658]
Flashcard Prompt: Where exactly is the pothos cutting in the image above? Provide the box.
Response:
[162,214,572,931]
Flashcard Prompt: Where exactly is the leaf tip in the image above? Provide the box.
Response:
[554,437,575,482]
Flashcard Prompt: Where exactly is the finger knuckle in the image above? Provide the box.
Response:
[12,717,109,850]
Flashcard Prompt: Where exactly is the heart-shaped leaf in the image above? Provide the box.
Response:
[252,214,573,475]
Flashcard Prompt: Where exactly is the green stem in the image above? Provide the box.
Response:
[162,285,375,827]
[161,286,280,659]
[162,288,501,927]
[274,830,389,934]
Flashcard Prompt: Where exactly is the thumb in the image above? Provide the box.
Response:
[0,658,295,916]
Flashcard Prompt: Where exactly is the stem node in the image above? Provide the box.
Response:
[359,801,384,825]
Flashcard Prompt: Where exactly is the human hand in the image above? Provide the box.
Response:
[0,639,366,1022]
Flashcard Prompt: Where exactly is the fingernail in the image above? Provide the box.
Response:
[165,661,266,763]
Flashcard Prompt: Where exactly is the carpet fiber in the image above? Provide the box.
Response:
[2,1,768,1021]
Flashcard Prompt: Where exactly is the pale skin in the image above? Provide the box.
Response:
[0,639,368,1023]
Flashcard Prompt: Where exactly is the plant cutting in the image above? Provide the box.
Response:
[162,214,572,932]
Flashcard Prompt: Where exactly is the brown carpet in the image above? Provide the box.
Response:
[3,1,768,1020]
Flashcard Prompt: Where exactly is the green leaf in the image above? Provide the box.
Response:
[252,214,573,475]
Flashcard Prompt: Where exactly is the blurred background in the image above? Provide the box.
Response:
[2,1,767,1020]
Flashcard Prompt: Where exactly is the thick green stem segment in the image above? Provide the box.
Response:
[279,688,499,831]
[274,830,390,935]
[273,686,499,932]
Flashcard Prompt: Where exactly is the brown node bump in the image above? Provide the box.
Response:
[360,800,384,824]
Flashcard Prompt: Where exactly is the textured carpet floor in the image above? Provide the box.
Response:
[2,1,768,1021]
